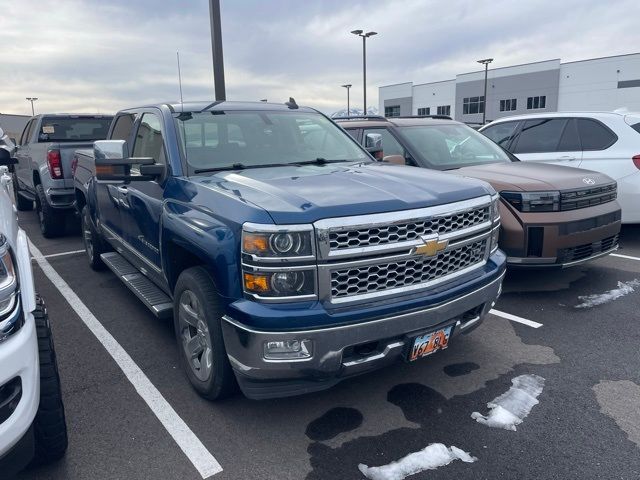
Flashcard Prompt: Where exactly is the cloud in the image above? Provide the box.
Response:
[0,0,637,116]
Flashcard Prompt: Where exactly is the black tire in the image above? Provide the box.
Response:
[81,205,109,270]
[35,184,64,238]
[13,173,33,211]
[173,267,237,400]
[32,296,68,465]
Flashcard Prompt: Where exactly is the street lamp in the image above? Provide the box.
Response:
[26,97,38,116]
[477,58,493,125]
[341,84,352,115]
[351,30,377,113]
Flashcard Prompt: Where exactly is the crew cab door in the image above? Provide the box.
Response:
[119,112,166,278]
[14,119,36,192]
[96,113,136,241]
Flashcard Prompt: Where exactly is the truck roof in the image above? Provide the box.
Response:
[122,100,318,114]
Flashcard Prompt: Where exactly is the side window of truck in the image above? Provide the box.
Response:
[132,113,167,175]
[110,113,136,142]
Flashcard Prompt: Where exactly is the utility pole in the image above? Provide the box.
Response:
[351,30,377,113]
[26,97,38,116]
[209,0,226,101]
[477,58,493,124]
[341,84,352,115]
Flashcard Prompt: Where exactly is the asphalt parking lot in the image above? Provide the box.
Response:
[15,210,640,480]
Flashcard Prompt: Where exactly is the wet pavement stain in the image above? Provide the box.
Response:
[443,362,480,377]
[306,407,364,442]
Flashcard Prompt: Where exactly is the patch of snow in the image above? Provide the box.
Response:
[471,374,545,431]
[574,279,640,309]
[331,107,379,118]
[358,443,476,480]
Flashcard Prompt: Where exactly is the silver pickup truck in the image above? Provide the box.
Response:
[12,114,112,237]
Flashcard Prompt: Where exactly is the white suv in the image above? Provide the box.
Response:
[480,112,640,223]
[0,129,67,477]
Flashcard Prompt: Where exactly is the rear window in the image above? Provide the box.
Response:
[39,116,113,142]
[576,118,617,150]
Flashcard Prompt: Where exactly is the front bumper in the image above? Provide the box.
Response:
[222,263,505,400]
[499,200,622,267]
[0,308,39,462]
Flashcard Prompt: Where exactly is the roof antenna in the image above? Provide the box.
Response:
[177,51,185,111]
[285,97,298,109]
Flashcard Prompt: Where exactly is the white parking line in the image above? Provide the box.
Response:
[42,249,86,259]
[28,239,223,478]
[610,253,640,262]
[489,309,543,329]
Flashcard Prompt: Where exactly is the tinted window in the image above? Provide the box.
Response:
[133,114,166,165]
[39,116,112,142]
[111,114,136,141]
[577,118,617,150]
[557,118,581,151]
[363,128,405,158]
[513,118,567,153]
[632,123,640,134]
[482,121,519,148]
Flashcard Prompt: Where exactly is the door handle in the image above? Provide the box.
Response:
[558,155,576,161]
[117,186,129,194]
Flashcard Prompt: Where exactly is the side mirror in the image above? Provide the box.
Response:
[364,133,383,160]
[0,148,17,166]
[94,140,157,181]
[382,154,406,165]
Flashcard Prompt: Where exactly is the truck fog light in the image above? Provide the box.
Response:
[263,339,313,360]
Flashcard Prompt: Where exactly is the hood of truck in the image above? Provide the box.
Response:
[455,162,615,192]
[190,162,493,224]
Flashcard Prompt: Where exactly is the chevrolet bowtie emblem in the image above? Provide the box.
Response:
[412,234,449,257]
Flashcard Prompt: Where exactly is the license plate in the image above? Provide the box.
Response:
[408,326,453,361]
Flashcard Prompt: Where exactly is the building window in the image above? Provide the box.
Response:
[463,96,484,115]
[499,99,517,112]
[417,107,430,116]
[527,96,546,110]
[437,105,451,116]
[385,105,400,117]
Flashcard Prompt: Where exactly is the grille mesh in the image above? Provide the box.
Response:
[329,207,490,251]
[331,240,486,298]
[560,183,617,211]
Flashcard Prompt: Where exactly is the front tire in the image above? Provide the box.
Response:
[32,296,68,465]
[173,267,237,400]
[35,184,64,238]
[82,205,108,270]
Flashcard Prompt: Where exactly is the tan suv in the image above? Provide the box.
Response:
[337,116,621,267]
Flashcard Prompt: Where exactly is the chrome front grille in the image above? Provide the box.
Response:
[331,239,486,298]
[560,183,617,211]
[315,196,496,305]
[329,206,489,251]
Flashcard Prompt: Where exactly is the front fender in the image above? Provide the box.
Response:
[161,200,241,298]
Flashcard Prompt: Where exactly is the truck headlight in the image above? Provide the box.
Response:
[242,223,317,301]
[500,191,560,212]
[0,235,21,343]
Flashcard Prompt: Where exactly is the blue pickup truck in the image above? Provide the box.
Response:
[74,101,505,400]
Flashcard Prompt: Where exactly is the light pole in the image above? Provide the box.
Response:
[341,84,352,115]
[26,97,38,116]
[477,58,493,125]
[351,30,377,113]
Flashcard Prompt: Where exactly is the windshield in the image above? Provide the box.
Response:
[397,124,512,169]
[39,116,112,142]
[174,110,368,173]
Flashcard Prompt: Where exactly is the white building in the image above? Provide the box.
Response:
[379,52,640,124]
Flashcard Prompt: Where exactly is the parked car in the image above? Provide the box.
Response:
[12,114,113,237]
[74,101,505,400]
[479,111,640,223]
[337,116,621,267]
[0,128,67,477]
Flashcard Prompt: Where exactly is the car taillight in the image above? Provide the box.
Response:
[47,150,63,179]
[633,154,640,170]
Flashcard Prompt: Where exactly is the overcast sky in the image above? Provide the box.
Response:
[1,0,638,116]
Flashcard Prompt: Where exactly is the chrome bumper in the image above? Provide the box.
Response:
[221,271,504,399]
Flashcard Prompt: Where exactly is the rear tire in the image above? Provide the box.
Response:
[82,205,108,270]
[173,267,237,400]
[13,174,33,211]
[35,184,64,238]
[32,296,68,465]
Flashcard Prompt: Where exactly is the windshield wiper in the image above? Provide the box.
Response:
[295,158,358,166]
[194,162,301,174]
